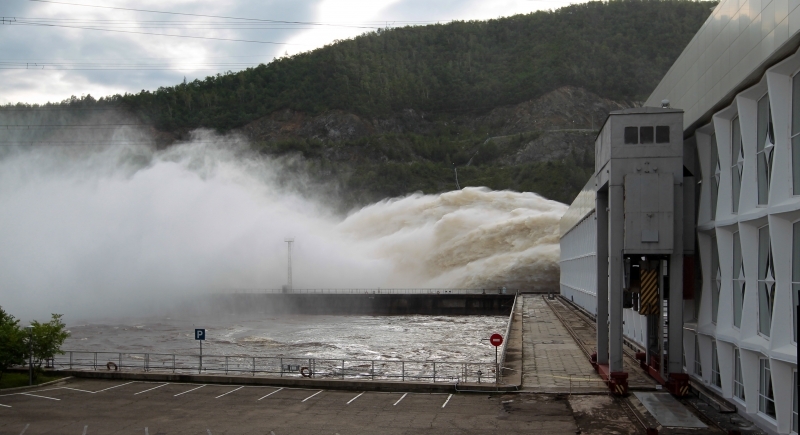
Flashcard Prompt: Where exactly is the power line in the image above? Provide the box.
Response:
[0,123,148,127]
[0,140,243,146]
[7,16,441,26]
[0,61,266,71]
[0,54,275,61]
[5,20,299,45]
[0,68,253,71]
[7,19,330,30]
[26,0,381,29]
[0,107,126,111]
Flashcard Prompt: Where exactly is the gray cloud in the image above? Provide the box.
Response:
[0,0,574,105]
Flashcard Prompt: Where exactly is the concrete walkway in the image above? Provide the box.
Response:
[521,295,604,392]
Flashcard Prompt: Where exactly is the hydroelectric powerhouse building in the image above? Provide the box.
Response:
[559,2,799,434]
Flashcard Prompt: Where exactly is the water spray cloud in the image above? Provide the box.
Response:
[0,129,566,320]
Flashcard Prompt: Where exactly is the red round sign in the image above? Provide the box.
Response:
[489,333,503,347]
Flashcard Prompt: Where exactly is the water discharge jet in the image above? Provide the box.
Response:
[0,129,567,320]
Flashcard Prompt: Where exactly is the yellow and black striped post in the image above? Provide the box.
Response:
[639,269,659,315]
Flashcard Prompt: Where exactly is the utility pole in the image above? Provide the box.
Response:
[26,325,33,386]
[284,238,294,292]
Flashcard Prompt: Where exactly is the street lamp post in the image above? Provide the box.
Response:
[26,325,33,386]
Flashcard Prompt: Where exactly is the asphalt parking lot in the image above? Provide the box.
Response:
[0,378,589,435]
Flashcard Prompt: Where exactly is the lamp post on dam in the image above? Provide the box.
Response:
[284,237,294,294]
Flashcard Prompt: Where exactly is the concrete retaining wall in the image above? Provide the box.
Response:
[204,293,516,315]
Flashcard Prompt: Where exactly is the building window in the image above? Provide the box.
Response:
[758,225,775,337]
[794,221,800,343]
[625,127,638,144]
[711,341,721,388]
[732,117,743,213]
[712,236,720,323]
[623,126,670,145]
[733,231,745,328]
[656,126,670,143]
[793,72,800,195]
[759,358,776,419]
[757,94,775,205]
[694,336,702,377]
[794,371,798,433]
[640,126,654,144]
[734,348,745,401]
[711,134,719,220]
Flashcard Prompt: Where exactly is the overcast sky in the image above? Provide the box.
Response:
[0,0,580,105]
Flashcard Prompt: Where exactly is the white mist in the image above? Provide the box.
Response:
[0,130,566,320]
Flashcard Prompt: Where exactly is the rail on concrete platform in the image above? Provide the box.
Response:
[52,351,500,385]
[498,292,517,377]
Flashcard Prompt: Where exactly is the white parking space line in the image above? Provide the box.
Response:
[174,385,206,397]
[19,423,29,435]
[207,430,212,435]
[0,403,10,408]
[20,393,60,401]
[442,394,453,408]
[94,381,135,393]
[0,387,59,397]
[82,425,88,435]
[258,387,283,400]
[144,428,148,435]
[214,386,243,399]
[133,383,168,395]
[393,393,408,406]
[301,390,323,402]
[346,392,364,405]
[63,387,94,394]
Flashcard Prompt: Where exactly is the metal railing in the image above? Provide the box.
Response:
[219,288,519,295]
[53,351,500,384]
[498,292,518,381]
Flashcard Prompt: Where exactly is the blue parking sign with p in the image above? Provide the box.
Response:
[195,329,205,340]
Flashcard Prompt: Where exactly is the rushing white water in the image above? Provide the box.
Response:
[63,314,508,363]
[0,130,566,320]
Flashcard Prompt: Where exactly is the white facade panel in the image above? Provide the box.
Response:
[559,211,597,315]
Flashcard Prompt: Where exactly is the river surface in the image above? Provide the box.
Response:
[64,315,508,363]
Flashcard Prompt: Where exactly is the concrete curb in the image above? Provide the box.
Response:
[54,370,520,393]
[0,376,73,393]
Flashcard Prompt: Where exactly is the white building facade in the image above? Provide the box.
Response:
[561,1,799,433]
[686,49,799,435]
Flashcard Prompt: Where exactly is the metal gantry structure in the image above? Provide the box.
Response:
[560,107,689,397]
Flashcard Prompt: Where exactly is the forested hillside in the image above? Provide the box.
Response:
[2,0,716,207]
[117,0,714,131]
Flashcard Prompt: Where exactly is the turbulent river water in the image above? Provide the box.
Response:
[63,314,508,363]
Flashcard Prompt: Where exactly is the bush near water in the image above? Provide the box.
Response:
[0,306,69,384]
